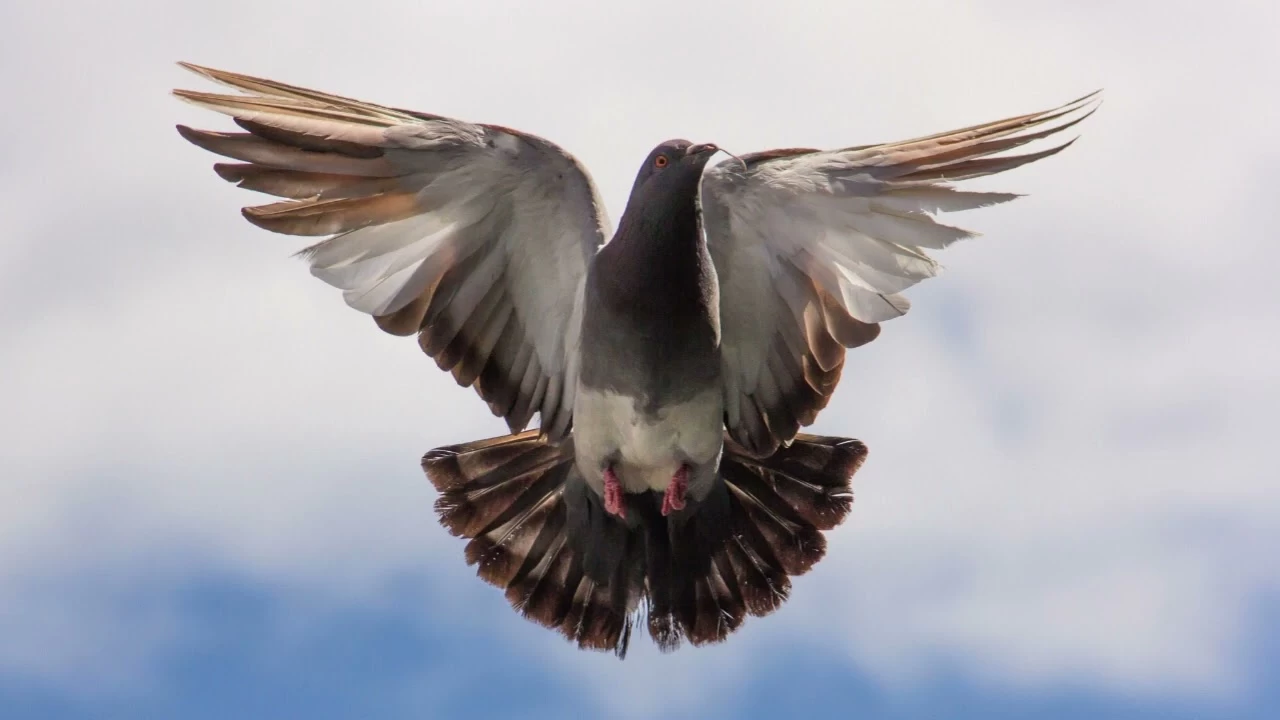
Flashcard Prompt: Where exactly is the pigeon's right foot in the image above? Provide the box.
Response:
[603,465,626,519]
[661,464,689,516]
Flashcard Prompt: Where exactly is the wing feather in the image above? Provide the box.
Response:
[702,91,1100,455]
[175,63,611,438]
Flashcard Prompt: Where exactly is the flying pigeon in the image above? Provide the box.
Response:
[172,63,1099,657]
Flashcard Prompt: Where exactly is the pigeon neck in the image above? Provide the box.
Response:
[598,181,707,301]
[612,179,704,256]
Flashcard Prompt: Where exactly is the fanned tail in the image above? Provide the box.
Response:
[421,431,867,656]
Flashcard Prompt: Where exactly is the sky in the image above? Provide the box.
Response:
[2,1,1278,718]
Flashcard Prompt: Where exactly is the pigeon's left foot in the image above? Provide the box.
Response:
[603,465,626,519]
[661,465,689,516]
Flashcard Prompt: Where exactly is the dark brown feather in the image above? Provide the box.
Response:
[722,256,882,459]
[898,140,1078,183]
[213,163,389,199]
[175,125,396,177]
[723,529,789,617]
[373,290,434,337]
[819,289,881,348]
[422,432,639,658]
[373,226,557,434]
[723,464,826,576]
[421,430,868,657]
[887,111,1092,180]
[434,281,506,372]
[234,117,386,158]
[422,430,552,491]
[241,192,422,236]
[732,434,866,531]
[842,90,1097,160]
[804,300,846,372]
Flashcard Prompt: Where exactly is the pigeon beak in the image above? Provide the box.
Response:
[686,143,719,157]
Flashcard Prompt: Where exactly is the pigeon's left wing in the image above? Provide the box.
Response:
[701,92,1100,456]
[173,64,612,440]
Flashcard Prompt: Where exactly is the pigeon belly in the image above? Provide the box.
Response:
[573,385,724,494]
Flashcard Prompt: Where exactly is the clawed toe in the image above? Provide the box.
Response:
[603,466,626,518]
[661,465,689,516]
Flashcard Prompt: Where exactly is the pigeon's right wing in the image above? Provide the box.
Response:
[174,63,611,440]
[701,92,1100,456]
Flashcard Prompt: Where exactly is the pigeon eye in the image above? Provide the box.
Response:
[654,155,669,168]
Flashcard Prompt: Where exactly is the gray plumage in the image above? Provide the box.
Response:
[173,62,1099,656]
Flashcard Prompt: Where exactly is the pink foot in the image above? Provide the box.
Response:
[603,466,626,519]
[661,465,689,516]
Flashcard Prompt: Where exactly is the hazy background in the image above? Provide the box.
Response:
[3,1,1277,718]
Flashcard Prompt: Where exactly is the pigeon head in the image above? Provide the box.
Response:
[627,139,720,200]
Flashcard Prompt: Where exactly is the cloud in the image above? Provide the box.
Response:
[1,0,1277,711]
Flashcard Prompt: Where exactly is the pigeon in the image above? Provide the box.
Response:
[172,62,1099,657]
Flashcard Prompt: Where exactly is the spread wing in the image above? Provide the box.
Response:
[173,63,611,440]
[701,91,1101,456]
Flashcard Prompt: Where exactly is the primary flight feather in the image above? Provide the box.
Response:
[173,62,1099,657]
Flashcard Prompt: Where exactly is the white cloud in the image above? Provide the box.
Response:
[1,0,1277,710]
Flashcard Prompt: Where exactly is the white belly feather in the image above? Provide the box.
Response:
[573,386,724,493]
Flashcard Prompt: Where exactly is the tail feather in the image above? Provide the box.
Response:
[730,435,863,531]
[428,431,565,538]
[423,432,639,658]
[724,528,790,616]
[721,462,826,576]
[421,430,868,656]
[463,466,566,588]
